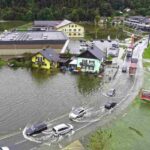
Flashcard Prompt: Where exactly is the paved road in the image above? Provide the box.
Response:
[0,38,148,150]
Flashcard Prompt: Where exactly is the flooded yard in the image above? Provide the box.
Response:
[0,67,102,134]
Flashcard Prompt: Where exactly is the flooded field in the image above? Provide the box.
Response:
[0,67,102,134]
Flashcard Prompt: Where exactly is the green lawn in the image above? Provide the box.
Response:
[17,22,32,31]
[0,21,27,31]
[143,62,150,68]
[0,59,7,67]
[143,46,150,59]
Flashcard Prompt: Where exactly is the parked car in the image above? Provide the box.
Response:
[69,107,86,120]
[105,102,117,110]
[127,49,133,57]
[112,44,119,48]
[0,147,10,150]
[52,123,74,136]
[107,89,116,97]
[122,64,127,73]
[26,123,47,136]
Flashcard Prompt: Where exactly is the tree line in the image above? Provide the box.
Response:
[0,0,150,21]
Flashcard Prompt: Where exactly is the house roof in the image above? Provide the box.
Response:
[69,59,77,65]
[78,44,106,60]
[56,19,72,29]
[39,48,60,62]
[33,21,61,27]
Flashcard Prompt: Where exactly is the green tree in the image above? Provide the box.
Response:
[94,15,100,39]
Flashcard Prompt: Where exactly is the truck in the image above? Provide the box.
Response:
[129,58,138,76]
[129,63,137,76]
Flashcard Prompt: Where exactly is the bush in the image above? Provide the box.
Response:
[143,46,150,59]
[9,59,32,68]
[87,130,111,150]
[0,59,6,67]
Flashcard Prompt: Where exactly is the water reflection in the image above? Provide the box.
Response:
[0,67,103,133]
[30,68,58,84]
[77,74,101,95]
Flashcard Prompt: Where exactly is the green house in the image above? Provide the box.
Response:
[77,45,106,73]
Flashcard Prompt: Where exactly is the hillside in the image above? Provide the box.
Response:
[0,0,150,21]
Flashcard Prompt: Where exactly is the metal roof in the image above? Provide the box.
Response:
[56,19,72,28]
[78,44,106,60]
[88,45,106,60]
[33,20,61,27]
[39,48,60,62]
[0,31,68,42]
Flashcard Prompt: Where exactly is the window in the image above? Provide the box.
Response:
[89,60,95,66]
[78,33,80,36]
[78,29,81,31]
[89,66,94,70]
[69,33,71,36]
[37,57,42,62]
[74,29,76,31]
[69,29,72,31]
[72,25,74,27]
[74,33,76,36]
[82,60,87,65]
[75,25,77,27]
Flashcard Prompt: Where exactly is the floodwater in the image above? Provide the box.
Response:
[0,67,102,134]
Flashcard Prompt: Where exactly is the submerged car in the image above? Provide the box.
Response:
[105,102,117,110]
[107,89,116,97]
[0,147,10,150]
[69,107,86,120]
[26,123,47,136]
[52,123,74,136]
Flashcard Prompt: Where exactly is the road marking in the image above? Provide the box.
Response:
[15,139,27,145]
[0,132,21,141]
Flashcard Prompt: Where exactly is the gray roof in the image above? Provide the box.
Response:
[56,20,72,28]
[68,40,81,54]
[33,21,61,27]
[93,40,118,53]
[0,31,68,42]
[39,48,60,62]
[78,44,106,60]
[88,45,106,60]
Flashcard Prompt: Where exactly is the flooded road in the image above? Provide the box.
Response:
[0,67,102,134]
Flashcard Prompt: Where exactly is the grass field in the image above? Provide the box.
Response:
[0,21,27,31]
[143,46,150,59]
[17,22,32,31]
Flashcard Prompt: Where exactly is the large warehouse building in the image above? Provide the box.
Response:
[0,31,69,55]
